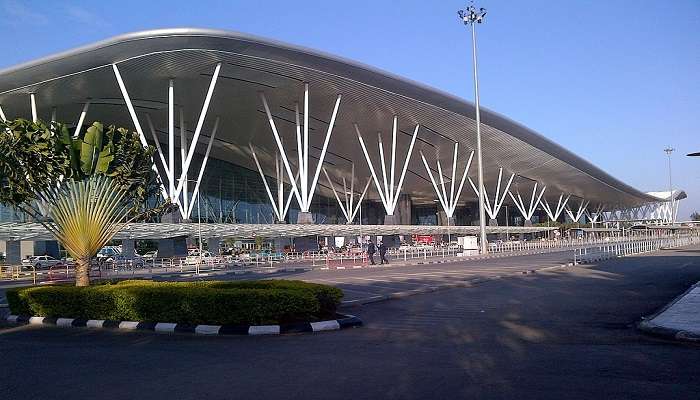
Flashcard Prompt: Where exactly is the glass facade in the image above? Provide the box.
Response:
[0,204,27,222]
[184,155,346,224]
[0,153,483,227]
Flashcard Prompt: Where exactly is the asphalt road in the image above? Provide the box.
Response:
[1,247,699,399]
[155,250,577,303]
[0,249,574,306]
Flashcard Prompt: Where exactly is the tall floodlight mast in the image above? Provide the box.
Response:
[664,147,675,223]
[458,3,488,253]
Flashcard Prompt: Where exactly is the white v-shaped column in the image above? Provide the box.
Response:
[467,167,515,220]
[113,62,222,219]
[539,193,571,222]
[565,198,589,223]
[113,63,173,205]
[420,143,474,219]
[323,164,372,224]
[508,182,547,223]
[355,116,419,216]
[260,83,341,213]
[250,144,299,222]
[585,204,605,223]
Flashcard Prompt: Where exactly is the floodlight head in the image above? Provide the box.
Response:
[458,4,487,25]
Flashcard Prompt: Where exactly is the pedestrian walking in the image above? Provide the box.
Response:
[378,241,389,264]
[366,240,376,265]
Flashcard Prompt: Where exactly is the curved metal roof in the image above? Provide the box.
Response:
[646,190,688,202]
[0,28,658,209]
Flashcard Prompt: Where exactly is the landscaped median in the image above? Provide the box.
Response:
[4,280,362,335]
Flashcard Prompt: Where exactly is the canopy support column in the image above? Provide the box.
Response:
[468,167,515,221]
[420,144,474,220]
[355,118,419,218]
[259,84,342,218]
[508,182,546,225]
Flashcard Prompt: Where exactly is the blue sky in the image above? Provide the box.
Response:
[1,0,698,218]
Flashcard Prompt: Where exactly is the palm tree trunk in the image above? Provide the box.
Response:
[75,257,90,287]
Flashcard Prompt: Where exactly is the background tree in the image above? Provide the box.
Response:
[691,211,700,222]
[0,118,171,285]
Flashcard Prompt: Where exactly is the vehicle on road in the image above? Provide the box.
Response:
[22,255,64,269]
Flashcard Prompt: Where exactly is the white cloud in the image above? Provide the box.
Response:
[63,4,111,27]
[1,0,49,25]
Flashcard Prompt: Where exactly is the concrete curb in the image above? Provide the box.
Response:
[2,313,362,336]
[637,281,700,343]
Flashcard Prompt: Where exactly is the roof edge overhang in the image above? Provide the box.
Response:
[0,28,658,206]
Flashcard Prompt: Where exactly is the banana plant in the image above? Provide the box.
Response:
[0,118,172,286]
[71,121,113,177]
[0,118,71,207]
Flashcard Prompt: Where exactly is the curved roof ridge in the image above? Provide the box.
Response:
[0,27,658,205]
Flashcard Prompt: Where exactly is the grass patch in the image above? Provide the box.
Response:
[6,280,343,326]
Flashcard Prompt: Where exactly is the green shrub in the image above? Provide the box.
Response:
[6,280,343,325]
[202,280,343,317]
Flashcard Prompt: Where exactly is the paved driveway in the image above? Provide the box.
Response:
[154,250,576,303]
[2,247,699,399]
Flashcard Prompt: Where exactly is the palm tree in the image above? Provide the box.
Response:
[43,176,131,286]
[0,119,169,286]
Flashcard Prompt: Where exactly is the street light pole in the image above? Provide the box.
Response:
[664,147,675,224]
[197,181,202,275]
[458,3,488,254]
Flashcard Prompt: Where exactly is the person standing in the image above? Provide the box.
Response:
[366,240,376,265]
[378,241,389,265]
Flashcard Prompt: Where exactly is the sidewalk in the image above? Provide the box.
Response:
[639,281,700,342]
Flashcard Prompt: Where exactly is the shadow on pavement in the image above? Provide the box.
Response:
[1,248,699,400]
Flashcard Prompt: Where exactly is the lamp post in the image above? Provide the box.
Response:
[664,147,675,224]
[180,177,203,274]
[458,3,488,254]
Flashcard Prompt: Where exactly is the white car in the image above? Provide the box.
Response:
[108,254,145,267]
[97,246,121,259]
[142,251,158,259]
[186,250,214,264]
[22,255,64,269]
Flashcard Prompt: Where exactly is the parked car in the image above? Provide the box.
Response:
[186,250,214,264]
[142,250,157,258]
[105,254,145,268]
[22,255,64,269]
[97,246,121,259]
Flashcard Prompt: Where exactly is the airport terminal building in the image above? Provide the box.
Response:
[0,28,686,259]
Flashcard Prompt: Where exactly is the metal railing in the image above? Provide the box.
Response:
[573,235,700,265]
[486,233,684,254]
[3,234,697,284]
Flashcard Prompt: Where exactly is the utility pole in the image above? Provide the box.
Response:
[664,147,675,224]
